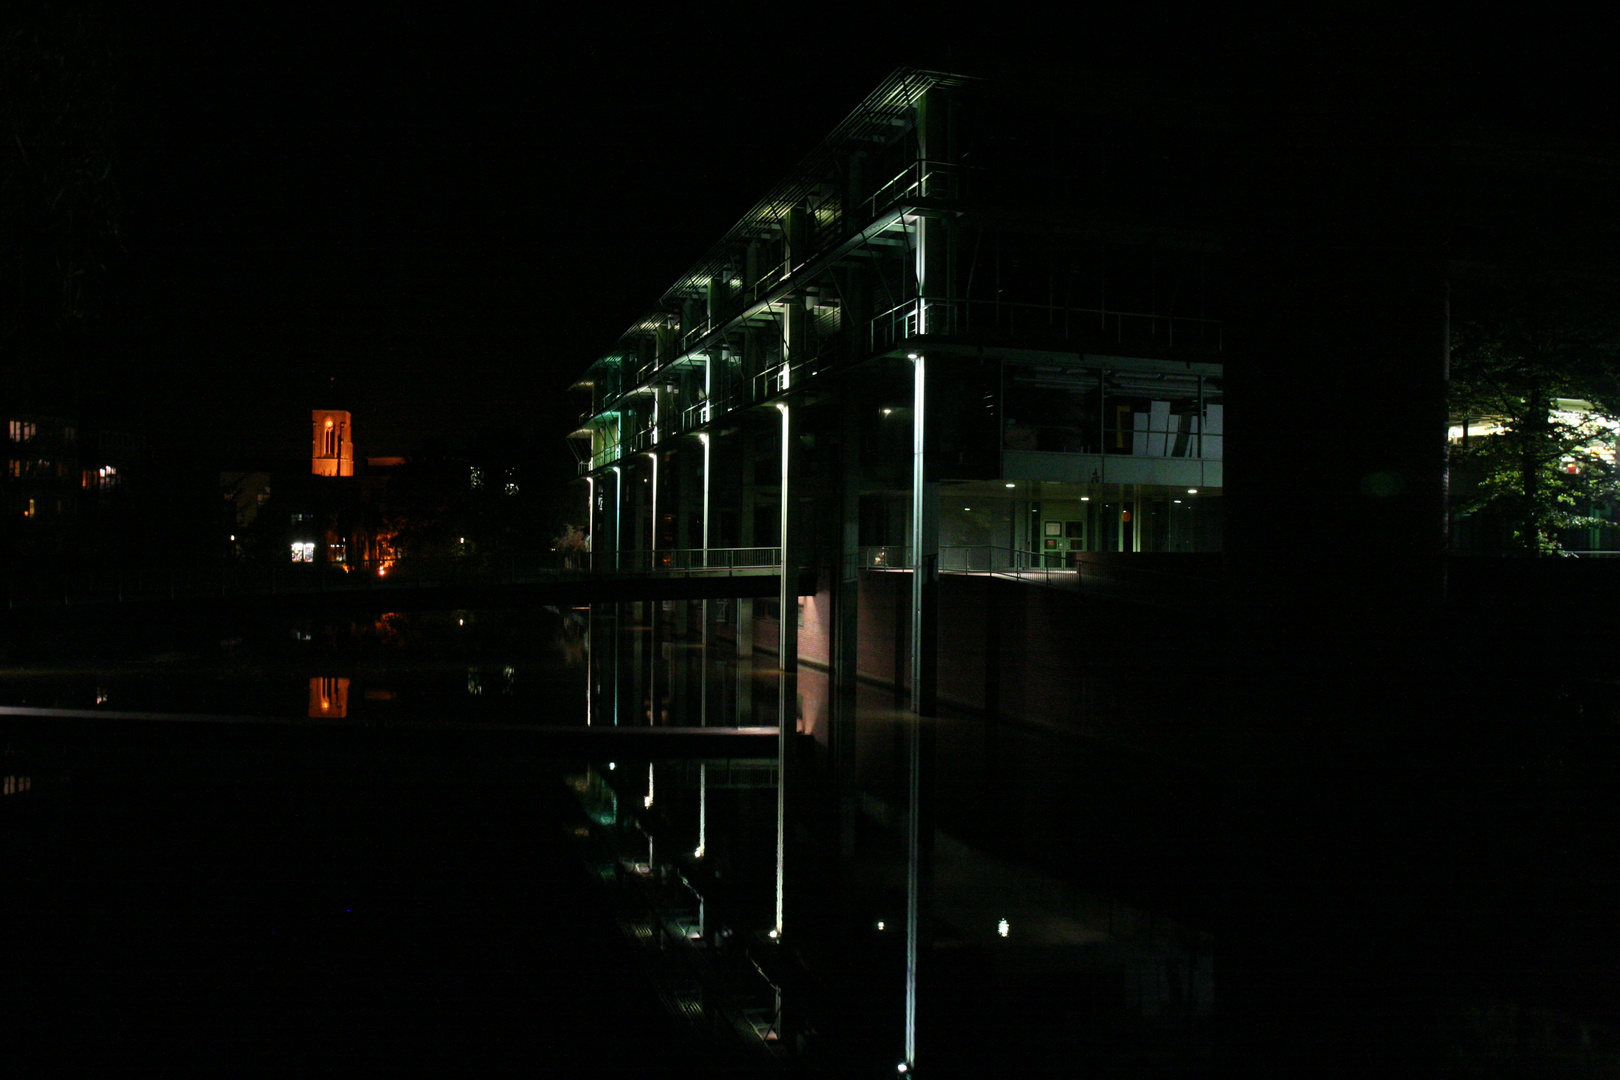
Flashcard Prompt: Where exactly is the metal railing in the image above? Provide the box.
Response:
[608,548,782,573]
[863,158,970,221]
[869,296,1224,355]
[4,548,789,609]
[854,545,1222,598]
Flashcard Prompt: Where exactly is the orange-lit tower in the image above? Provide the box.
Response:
[311,410,354,477]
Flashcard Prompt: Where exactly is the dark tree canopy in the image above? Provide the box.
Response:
[1449,268,1620,553]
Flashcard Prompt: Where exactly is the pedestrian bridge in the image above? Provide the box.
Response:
[0,705,789,762]
[5,548,796,613]
[4,546,1221,613]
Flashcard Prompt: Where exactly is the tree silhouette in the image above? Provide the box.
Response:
[1450,269,1620,553]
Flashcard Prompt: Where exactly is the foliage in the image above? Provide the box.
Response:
[1449,270,1620,554]
[0,8,121,352]
[379,442,468,562]
[552,523,587,553]
[378,427,577,564]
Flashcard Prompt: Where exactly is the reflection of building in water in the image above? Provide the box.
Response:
[570,67,1225,1073]
[308,676,350,718]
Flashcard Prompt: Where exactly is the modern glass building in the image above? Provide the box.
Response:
[568,67,1224,703]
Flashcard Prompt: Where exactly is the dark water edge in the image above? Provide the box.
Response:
[0,749,735,1077]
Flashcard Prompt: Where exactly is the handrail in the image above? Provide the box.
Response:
[853,545,1222,595]
[869,296,1223,354]
[4,548,791,609]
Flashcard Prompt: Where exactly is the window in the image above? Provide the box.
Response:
[291,541,315,562]
[8,421,35,443]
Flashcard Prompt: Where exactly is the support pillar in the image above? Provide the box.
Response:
[736,421,757,721]
[774,399,798,939]
[700,430,712,725]
[834,382,862,869]
[904,350,938,1075]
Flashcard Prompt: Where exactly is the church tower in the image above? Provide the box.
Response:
[312,410,354,477]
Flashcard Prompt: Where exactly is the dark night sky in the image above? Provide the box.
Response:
[105,11,921,465]
[80,10,1614,469]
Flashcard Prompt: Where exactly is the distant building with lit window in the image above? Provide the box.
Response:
[219,410,395,569]
[4,407,144,563]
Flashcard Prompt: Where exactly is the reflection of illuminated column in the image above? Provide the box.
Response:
[695,762,707,860]
[632,599,646,726]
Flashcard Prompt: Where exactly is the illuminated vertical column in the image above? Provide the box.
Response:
[774,400,797,940]
[784,204,808,276]
[909,357,938,709]
[833,384,862,863]
[701,431,712,725]
[589,476,602,573]
[649,452,659,559]
[905,350,938,1074]
[695,761,708,860]
[612,464,624,727]
[702,356,713,551]
[612,466,623,572]
[914,85,950,339]
[736,422,756,722]
[782,301,806,383]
